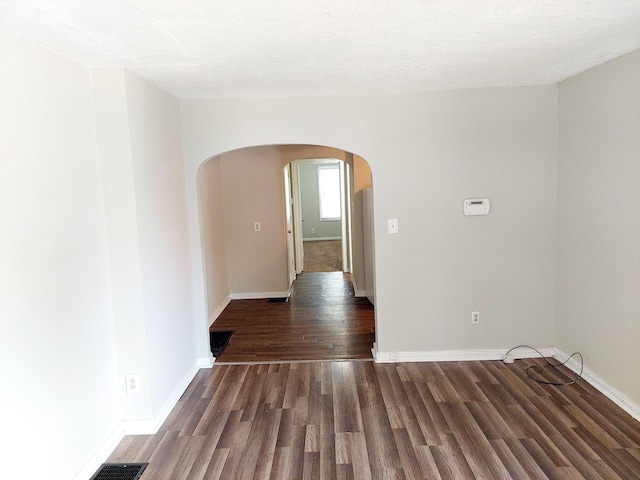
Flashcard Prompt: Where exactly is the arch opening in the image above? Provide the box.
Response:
[196,144,375,362]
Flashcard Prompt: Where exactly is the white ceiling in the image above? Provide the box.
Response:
[2,0,640,99]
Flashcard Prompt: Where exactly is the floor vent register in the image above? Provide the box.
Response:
[90,463,148,480]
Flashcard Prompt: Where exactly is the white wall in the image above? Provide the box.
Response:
[0,29,121,479]
[92,69,198,425]
[92,68,151,420]
[1,29,198,479]
[124,71,196,417]
[181,86,558,359]
[556,49,640,408]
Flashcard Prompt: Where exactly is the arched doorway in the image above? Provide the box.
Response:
[197,144,375,362]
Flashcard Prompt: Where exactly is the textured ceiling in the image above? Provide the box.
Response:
[2,0,640,98]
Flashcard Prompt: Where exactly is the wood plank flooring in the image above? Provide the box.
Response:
[108,358,640,479]
[210,272,375,362]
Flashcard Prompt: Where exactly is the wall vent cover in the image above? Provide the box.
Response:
[90,463,148,480]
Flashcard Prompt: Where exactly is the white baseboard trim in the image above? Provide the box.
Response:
[73,426,125,480]
[76,359,202,478]
[372,344,640,422]
[75,344,639,478]
[303,236,341,241]
[553,347,640,422]
[350,277,364,298]
[209,295,231,326]
[122,359,201,435]
[230,291,290,300]
[75,355,214,479]
[373,346,554,363]
[198,354,214,368]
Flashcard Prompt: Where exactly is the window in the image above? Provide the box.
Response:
[318,164,341,221]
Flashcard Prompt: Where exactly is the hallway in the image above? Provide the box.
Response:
[210,272,375,363]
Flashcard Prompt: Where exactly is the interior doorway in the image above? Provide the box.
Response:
[198,144,376,362]
[288,158,351,276]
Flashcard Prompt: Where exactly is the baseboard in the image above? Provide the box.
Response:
[230,291,290,300]
[351,278,366,298]
[372,345,640,422]
[209,295,231,326]
[122,359,201,435]
[75,359,202,478]
[73,426,125,480]
[553,347,640,422]
[75,355,211,479]
[198,354,214,368]
[303,236,341,241]
[373,347,554,363]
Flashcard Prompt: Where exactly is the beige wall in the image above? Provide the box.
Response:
[198,157,230,322]
[556,49,640,408]
[182,86,559,359]
[362,188,376,304]
[220,147,291,296]
[197,144,373,311]
[354,154,372,192]
[351,190,366,295]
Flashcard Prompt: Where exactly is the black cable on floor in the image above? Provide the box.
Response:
[504,345,583,386]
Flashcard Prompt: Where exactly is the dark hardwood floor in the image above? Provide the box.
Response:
[108,358,640,479]
[209,272,375,363]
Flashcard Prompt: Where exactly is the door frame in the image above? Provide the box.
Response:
[283,164,296,287]
[289,158,351,274]
[290,162,305,274]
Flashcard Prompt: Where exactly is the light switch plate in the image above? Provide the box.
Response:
[388,218,398,234]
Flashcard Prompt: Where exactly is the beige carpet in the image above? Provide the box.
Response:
[303,240,342,272]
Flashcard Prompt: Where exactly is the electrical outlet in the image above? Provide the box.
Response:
[471,311,480,325]
[253,222,261,232]
[125,374,140,394]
